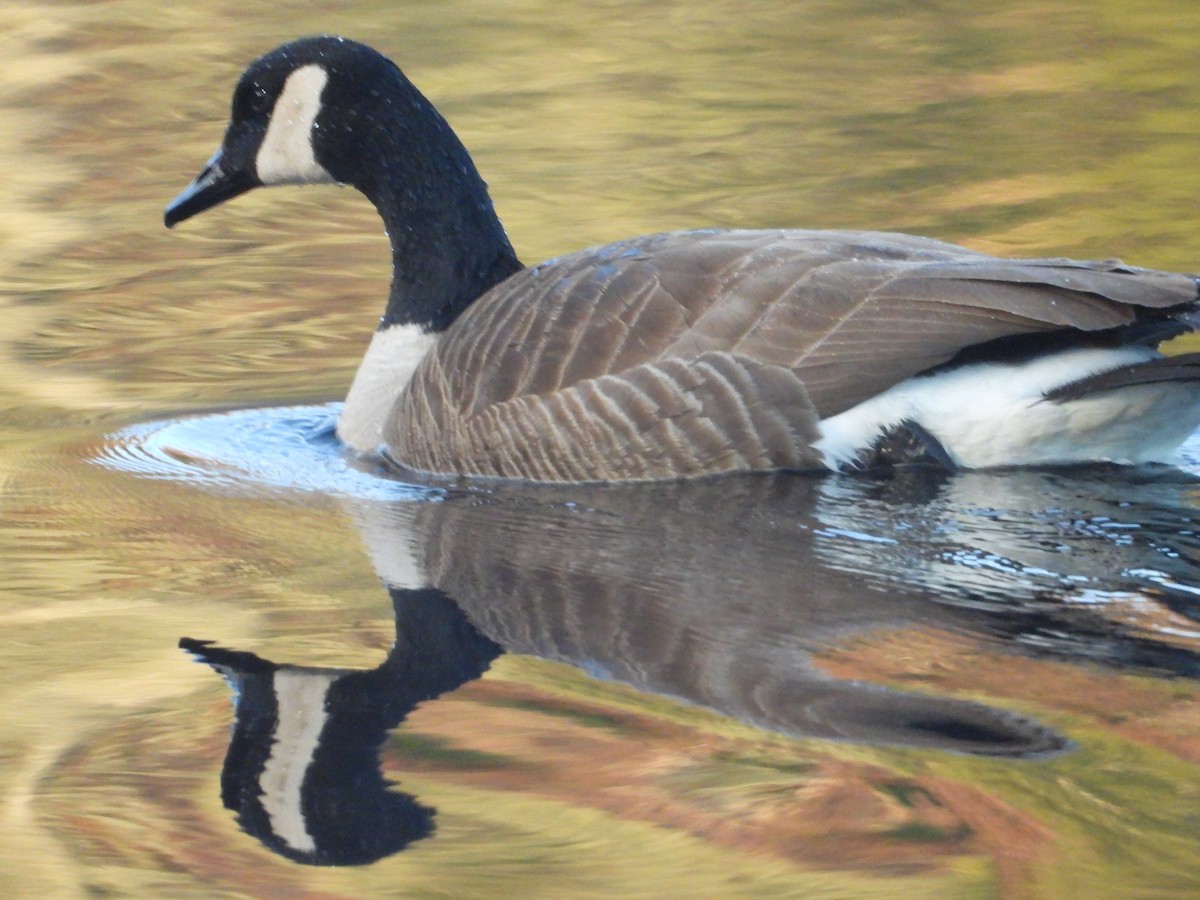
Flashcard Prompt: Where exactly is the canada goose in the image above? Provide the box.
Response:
[166,36,1200,483]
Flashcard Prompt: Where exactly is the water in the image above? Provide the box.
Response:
[4,1,1200,896]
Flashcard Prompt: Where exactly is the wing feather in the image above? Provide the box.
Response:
[394,350,822,481]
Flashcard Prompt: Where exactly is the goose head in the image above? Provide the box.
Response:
[165,36,521,331]
[165,38,347,227]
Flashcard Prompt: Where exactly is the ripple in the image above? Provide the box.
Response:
[94,403,436,501]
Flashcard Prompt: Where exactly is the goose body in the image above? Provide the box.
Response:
[166,37,1200,483]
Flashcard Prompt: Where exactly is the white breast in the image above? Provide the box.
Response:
[337,322,440,454]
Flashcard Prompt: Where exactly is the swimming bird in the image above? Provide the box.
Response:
[165,36,1200,483]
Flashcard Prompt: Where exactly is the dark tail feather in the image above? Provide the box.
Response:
[1172,293,1200,331]
[1045,351,1200,402]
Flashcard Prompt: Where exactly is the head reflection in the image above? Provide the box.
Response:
[181,586,501,866]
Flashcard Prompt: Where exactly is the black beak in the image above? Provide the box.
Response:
[164,149,258,228]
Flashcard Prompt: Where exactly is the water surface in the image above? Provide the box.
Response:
[4,1,1200,897]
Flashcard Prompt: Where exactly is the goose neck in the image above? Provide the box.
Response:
[344,106,522,332]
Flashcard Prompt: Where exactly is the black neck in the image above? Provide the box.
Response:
[334,82,523,332]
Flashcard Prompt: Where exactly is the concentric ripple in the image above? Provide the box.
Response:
[94,403,436,501]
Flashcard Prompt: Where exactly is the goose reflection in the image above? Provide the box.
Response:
[180,587,500,866]
[183,465,1200,865]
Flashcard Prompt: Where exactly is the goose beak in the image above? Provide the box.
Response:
[164,149,258,228]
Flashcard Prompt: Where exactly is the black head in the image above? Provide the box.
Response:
[165,37,522,331]
[164,37,409,227]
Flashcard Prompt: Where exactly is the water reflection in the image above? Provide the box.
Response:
[168,416,1200,864]
[180,587,500,865]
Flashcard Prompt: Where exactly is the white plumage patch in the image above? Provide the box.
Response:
[258,668,338,853]
[343,498,432,591]
[815,346,1200,469]
[338,323,440,454]
[255,64,336,186]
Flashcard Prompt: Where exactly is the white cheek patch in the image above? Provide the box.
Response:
[258,668,337,853]
[255,64,337,186]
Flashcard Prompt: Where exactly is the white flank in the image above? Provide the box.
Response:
[258,668,338,854]
[815,346,1200,469]
[338,323,440,454]
[255,64,336,186]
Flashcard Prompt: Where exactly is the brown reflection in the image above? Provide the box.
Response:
[183,465,1200,866]
[356,466,1197,742]
[397,467,1196,675]
[356,472,1080,758]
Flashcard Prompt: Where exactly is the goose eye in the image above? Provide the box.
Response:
[234,82,273,119]
[249,84,272,114]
